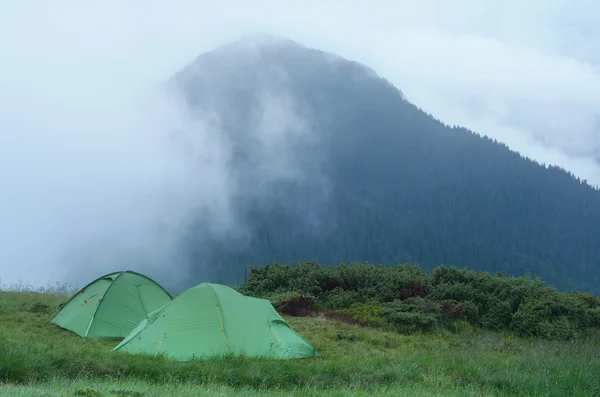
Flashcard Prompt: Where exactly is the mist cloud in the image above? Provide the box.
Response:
[0,22,324,289]
[0,67,234,288]
[1,0,598,287]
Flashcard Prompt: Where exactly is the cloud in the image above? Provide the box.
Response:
[0,65,235,289]
[367,30,600,186]
[0,12,325,289]
[1,0,598,286]
[270,0,600,186]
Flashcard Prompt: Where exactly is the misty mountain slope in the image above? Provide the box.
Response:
[167,35,600,293]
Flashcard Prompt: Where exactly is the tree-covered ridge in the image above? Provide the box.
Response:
[239,261,600,340]
[170,36,600,293]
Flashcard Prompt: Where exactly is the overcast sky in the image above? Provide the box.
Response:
[1,0,599,287]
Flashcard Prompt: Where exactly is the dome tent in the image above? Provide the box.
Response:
[113,282,317,360]
[50,270,172,339]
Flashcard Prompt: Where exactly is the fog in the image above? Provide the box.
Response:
[1,0,599,288]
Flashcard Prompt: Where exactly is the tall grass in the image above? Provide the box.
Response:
[1,288,599,396]
[0,377,506,397]
[0,280,79,295]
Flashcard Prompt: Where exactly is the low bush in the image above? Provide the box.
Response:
[239,261,600,339]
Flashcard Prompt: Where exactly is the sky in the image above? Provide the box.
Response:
[1,0,599,288]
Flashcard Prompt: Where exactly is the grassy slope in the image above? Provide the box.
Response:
[1,289,599,397]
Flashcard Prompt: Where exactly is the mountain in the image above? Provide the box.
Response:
[166,34,600,293]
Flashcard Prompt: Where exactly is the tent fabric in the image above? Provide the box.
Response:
[50,270,172,339]
[113,282,317,360]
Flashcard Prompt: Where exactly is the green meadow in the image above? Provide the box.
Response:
[1,277,599,397]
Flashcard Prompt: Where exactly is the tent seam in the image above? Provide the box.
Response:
[51,271,123,318]
[216,305,231,353]
[208,284,233,353]
[121,270,173,299]
[85,271,124,338]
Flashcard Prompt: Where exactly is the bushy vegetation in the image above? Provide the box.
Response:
[1,285,600,396]
[239,261,600,340]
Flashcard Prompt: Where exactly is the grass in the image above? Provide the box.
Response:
[0,378,503,397]
[0,379,508,397]
[1,285,600,396]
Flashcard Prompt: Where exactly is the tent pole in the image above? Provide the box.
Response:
[84,316,94,338]
[154,337,165,357]
[269,325,286,359]
[47,304,64,321]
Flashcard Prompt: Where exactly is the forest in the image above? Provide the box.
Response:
[168,37,600,294]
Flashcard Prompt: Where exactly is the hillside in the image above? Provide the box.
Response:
[167,34,600,293]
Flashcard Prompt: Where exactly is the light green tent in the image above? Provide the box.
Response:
[113,282,317,360]
[50,270,172,339]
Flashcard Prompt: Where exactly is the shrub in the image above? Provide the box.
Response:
[447,320,475,334]
[349,304,386,327]
[588,308,600,327]
[239,261,600,339]
[381,298,440,332]
[510,291,590,339]
[385,311,438,332]
[322,289,363,310]
[240,263,291,295]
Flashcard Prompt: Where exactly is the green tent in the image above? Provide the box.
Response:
[50,270,172,339]
[113,282,317,360]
